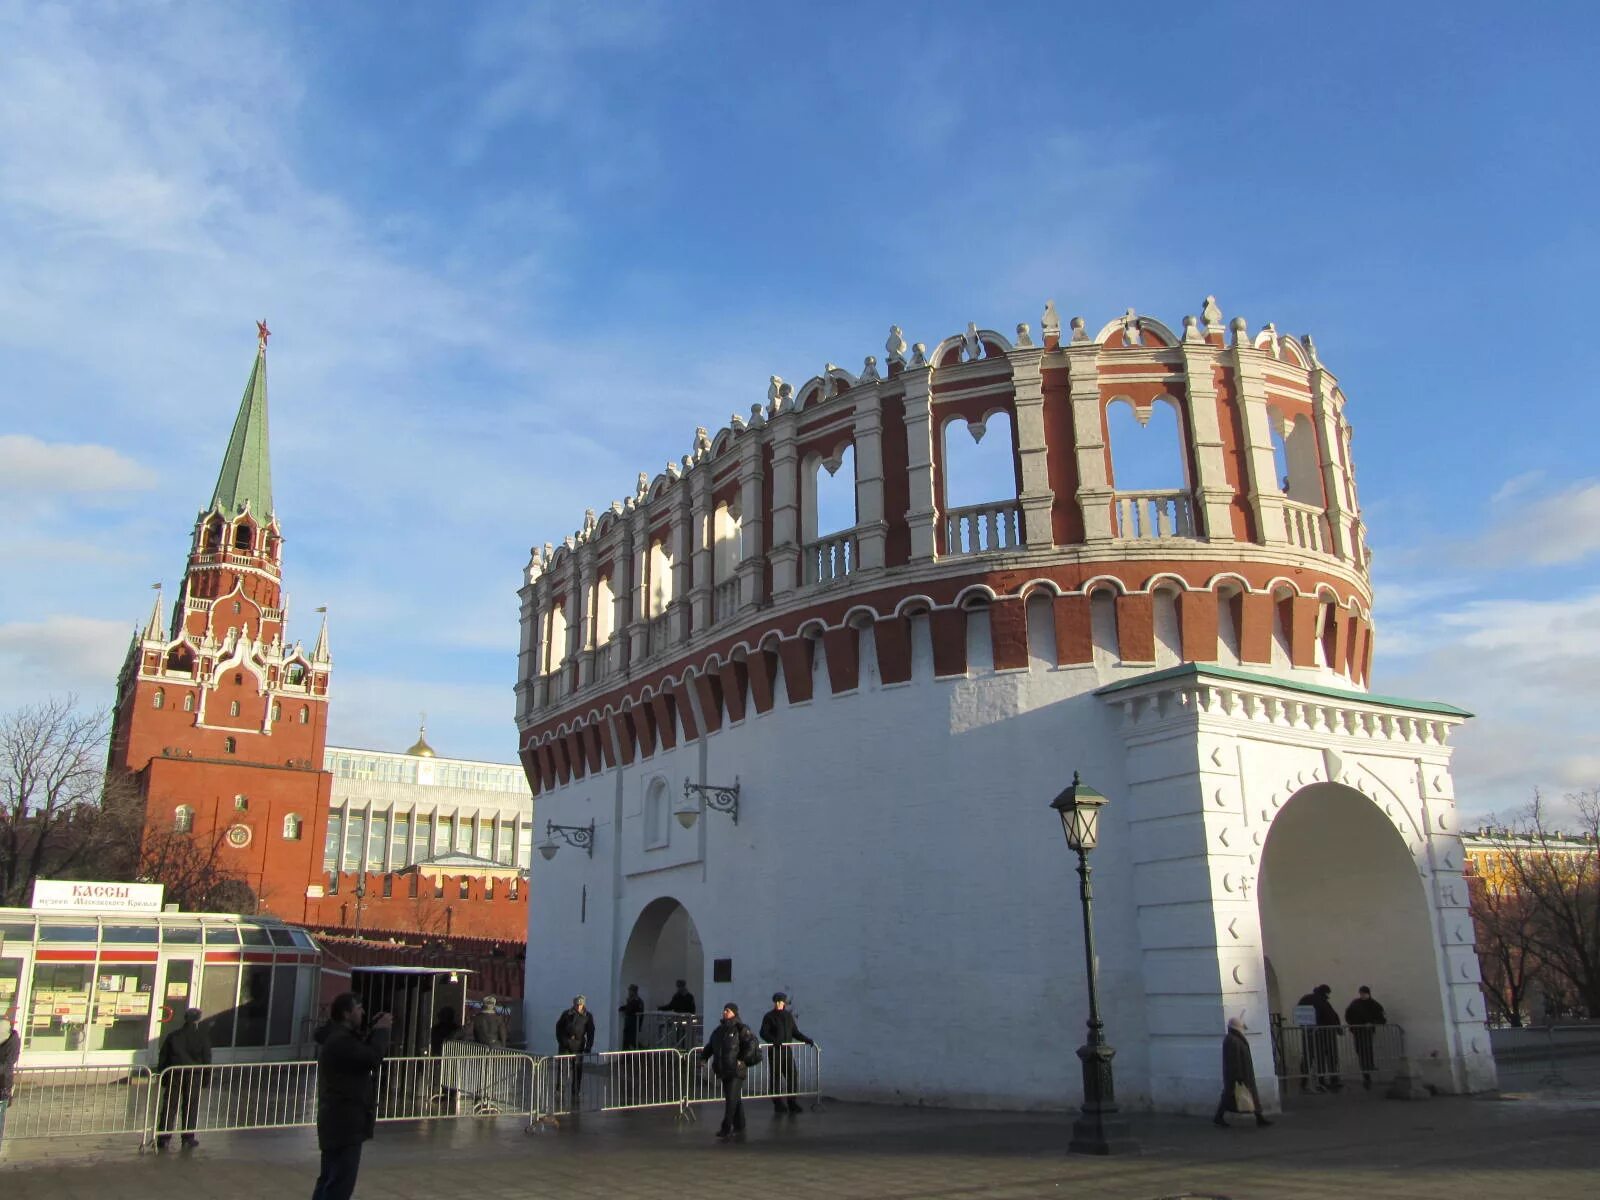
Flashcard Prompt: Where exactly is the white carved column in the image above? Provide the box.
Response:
[852,386,887,571]
[1067,345,1114,540]
[737,427,766,610]
[576,549,596,689]
[1180,342,1238,541]
[1009,349,1052,547]
[626,505,649,666]
[901,365,938,561]
[1308,363,1355,561]
[689,466,714,633]
[669,481,693,643]
[768,405,801,596]
[1229,324,1290,548]
[608,527,632,675]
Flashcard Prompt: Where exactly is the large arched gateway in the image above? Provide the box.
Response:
[619,895,704,1016]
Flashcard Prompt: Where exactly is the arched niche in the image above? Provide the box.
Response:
[620,895,706,1027]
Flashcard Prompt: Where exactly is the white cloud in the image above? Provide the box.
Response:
[0,616,131,715]
[1457,480,1600,567]
[0,435,156,494]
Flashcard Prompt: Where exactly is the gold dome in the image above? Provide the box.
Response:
[406,722,436,757]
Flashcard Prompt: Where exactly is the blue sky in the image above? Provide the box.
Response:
[1,2,1595,820]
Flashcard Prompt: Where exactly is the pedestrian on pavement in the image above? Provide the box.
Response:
[555,995,596,1105]
[662,979,697,1014]
[156,1006,212,1149]
[1214,1017,1272,1128]
[310,991,392,1200]
[619,984,645,1050]
[0,1015,20,1144]
[1344,986,1388,1089]
[428,1006,461,1104]
[470,996,508,1046]
[759,992,814,1114]
[700,1002,761,1141]
[1296,984,1344,1092]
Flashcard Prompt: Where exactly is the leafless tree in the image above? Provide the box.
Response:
[135,823,257,913]
[0,698,130,904]
[1469,867,1545,1026]
[1478,791,1600,1019]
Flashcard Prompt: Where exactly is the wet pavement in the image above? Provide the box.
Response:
[3,1062,1597,1199]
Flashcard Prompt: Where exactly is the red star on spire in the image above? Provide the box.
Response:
[257,319,271,349]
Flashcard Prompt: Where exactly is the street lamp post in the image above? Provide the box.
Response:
[352,874,368,936]
[1050,772,1138,1156]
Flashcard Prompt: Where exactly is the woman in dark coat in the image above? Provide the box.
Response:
[1214,1017,1271,1127]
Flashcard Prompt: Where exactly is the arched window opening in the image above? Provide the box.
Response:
[1317,600,1340,670]
[234,523,253,550]
[646,541,674,618]
[283,813,303,841]
[941,411,1021,553]
[183,693,195,712]
[1152,589,1183,667]
[545,601,569,672]
[1216,588,1244,665]
[153,689,165,710]
[229,700,241,717]
[1271,590,1295,669]
[166,646,194,674]
[223,736,237,755]
[298,705,309,724]
[202,520,222,552]
[712,500,742,620]
[1090,591,1119,669]
[1107,397,1192,537]
[1269,409,1323,505]
[271,702,281,721]
[174,805,194,833]
[592,575,616,647]
[285,663,306,686]
[644,777,670,849]
[805,444,856,543]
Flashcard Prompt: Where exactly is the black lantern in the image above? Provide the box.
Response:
[1051,772,1107,853]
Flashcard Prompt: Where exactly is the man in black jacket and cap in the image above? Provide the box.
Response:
[759,993,814,1114]
[1344,985,1388,1089]
[311,991,391,1200]
[1296,984,1344,1092]
[156,1007,212,1149]
[554,995,595,1107]
[700,1002,759,1141]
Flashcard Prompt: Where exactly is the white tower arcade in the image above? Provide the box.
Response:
[515,300,1495,1111]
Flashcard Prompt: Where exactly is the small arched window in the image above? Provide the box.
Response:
[271,702,281,721]
[232,601,242,615]
[182,693,194,712]
[283,813,303,841]
[298,706,309,724]
[644,777,670,849]
[223,736,237,754]
[174,805,194,833]
[234,524,253,550]
[286,663,305,686]
[229,700,240,717]
[153,689,165,710]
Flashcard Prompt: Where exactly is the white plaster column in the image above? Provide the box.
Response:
[1229,335,1290,548]
[687,467,714,633]
[515,572,538,724]
[737,431,766,610]
[1009,349,1052,547]
[1179,344,1238,541]
[768,407,801,596]
[901,366,938,561]
[1308,366,1355,561]
[576,549,596,689]
[1067,346,1115,540]
[606,529,632,676]
[852,386,887,571]
[669,483,694,643]
[625,508,649,666]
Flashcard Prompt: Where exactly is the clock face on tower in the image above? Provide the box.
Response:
[227,824,253,849]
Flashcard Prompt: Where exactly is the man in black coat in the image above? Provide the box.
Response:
[554,995,595,1107]
[618,984,644,1050]
[1213,1017,1271,1128]
[156,1007,212,1149]
[661,979,697,1014]
[700,1002,760,1141]
[1344,986,1388,1089]
[1296,984,1344,1092]
[758,992,814,1114]
[310,992,392,1200]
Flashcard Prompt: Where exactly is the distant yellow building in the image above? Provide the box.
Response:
[1461,830,1596,893]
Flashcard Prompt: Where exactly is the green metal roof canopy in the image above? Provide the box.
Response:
[210,329,273,518]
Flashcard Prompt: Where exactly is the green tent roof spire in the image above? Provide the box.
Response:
[210,321,274,518]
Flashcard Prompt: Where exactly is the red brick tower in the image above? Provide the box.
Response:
[109,323,333,919]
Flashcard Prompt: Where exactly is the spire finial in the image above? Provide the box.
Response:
[257,319,271,350]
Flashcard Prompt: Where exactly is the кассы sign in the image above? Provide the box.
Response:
[30,879,166,913]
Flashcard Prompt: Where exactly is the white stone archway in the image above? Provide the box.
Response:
[620,895,705,1017]
[1257,783,1447,1085]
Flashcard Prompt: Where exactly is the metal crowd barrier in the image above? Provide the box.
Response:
[2,1065,156,1141]
[1270,1022,1407,1096]
[600,1048,686,1114]
[639,1012,703,1051]
[438,1042,539,1117]
[682,1042,823,1118]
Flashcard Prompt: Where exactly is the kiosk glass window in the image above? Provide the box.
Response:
[236,963,271,1047]
[102,924,159,944]
[269,964,297,1044]
[0,956,21,1022]
[204,925,241,944]
[240,925,273,947]
[201,963,239,1048]
[88,963,157,1051]
[28,962,94,1052]
[161,925,202,944]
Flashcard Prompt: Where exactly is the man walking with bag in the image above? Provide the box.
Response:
[759,992,814,1114]
[1213,1017,1271,1128]
[311,992,391,1200]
